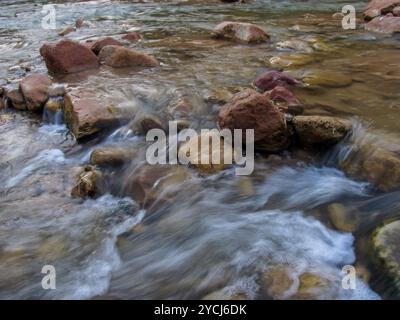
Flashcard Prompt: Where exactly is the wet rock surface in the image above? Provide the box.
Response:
[40,40,99,74]
[19,74,52,112]
[98,45,158,68]
[373,220,400,292]
[71,165,104,199]
[218,89,292,152]
[90,147,135,167]
[212,21,269,43]
[292,116,351,149]
[63,89,136,139]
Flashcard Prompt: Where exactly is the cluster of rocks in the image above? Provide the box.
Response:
[1,73,62,113]
[40,36,157,75]
[364,0,400,34]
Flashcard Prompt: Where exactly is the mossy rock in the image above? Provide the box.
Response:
[372,220,400,292]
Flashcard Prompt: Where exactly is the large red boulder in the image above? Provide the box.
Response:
[212,21,269,43]
[364,0,400,20]
[98,45,158,68]
[218,89,292,152]
[40,39,99,74]
[19,74,52,112]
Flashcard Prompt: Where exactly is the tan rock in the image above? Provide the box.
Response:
[98,45,158,68]
[292,116,351,148]
[212,21,269,43]
[90,147,135,166]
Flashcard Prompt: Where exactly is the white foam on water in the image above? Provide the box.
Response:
[6,149,66,188]
[37,195,144,300]
[257,166,371,209]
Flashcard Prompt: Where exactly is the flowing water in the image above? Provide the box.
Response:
[0,0,400,299]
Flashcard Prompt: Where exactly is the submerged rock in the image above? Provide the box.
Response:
[121,32,142,42]
[130,114,166,135]
[88,37,124,55]
[218,89,292,152]
[19,74,52,112]
[340,146,400,192]
[264,86,302,113]
[75,19,85,28]
[253,70,300,92]
[372,220,400,292]
[64,89,136,139]
[71,166,104,199]
[202,289,248,300]
[178,131,238,173]
[268,54,315,69]
[58,26,75,36]
[90,147,135,167]
[260,266,334,300]
[364,0,400,20]
[302,70,353,88]
[365,15,400,34]
[98,45,158,68]
[212,21,269,43]
[292,116,351,149]
[125,165,189,207]
[327,203,360,233]
[40,39,99,74]
[276,39,314,53]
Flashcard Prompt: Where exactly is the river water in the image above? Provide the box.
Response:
[0,0,399,299]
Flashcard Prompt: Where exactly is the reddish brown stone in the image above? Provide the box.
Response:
[98,45,158,68]
[218,89,292,152]
[364,0,400,20]
[5,85,26,110]
[365,15,400,33]
[19,74,52,112]
[253,70,300,92]
[75,19,84,28]
[40,39,99,74]
[63,89,136,139]
[121,32,142,42]
[89,37,124,55]
[212,21,269,43]
[264,86,302,114]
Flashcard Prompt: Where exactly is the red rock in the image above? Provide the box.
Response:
[212,21,269,43]
[121,32,142,42]
[264,86,301,113]
[5,85,26,110]
[218,89,291,152]
[75,19,84,28]
[88,37,124,55]
[40,39,99,74]
[364,0,400,20]
[19,74,52,112]
[253,70,300,92]
[98,45,158,68]
[63,89,136,139]
[365,15,400,33]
